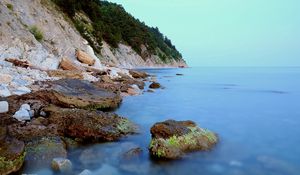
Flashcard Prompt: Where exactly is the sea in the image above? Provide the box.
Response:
[26,67,300,175]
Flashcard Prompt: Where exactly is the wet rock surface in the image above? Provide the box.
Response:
[0,129,26,175]
[149,120,218,159]
[25,137,67,169]
[44,105,137,141]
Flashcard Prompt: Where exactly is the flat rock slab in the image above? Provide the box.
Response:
[7,79,122,114]
[149,120,218,159]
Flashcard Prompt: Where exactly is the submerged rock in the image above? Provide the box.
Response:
[45,105,137,141]
[51,157,72,172]
[25,137,67,168]
[79,169,93,175]
[0,134,26,175]
[149,120,218,159]
[149,82,161,89]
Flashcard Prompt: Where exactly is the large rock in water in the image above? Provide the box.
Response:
[149,120,218,159]
[7,79,122,112]
[44,105,136,141]
[0,126,26,175]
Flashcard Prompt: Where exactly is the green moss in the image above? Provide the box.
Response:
[0,151,26,174]
[167,135,180,147]
[117,118,135,133]
[6,4,13,11]
[156,148,165,158]
[29,25,44,41]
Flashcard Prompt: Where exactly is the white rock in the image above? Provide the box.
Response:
[0,85,11,97]
[0,101,9,113]
[79,169,92,175]
[20,104,31,111]
[13,109,31,121]
[13,86,31,95]
[51,158,72,172]
[0,74,13,84]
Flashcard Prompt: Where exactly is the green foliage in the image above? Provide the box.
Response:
[167,135,180,146]
[52,0,182,62]
[6,4,13,11]
[29,26,44,41]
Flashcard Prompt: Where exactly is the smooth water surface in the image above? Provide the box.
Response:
[29,67,300,175]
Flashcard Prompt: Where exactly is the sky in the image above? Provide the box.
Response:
[108,0,300,66]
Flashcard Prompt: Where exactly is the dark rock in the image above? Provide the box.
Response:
[0,135,26,175]
[25,137,67,169]
[176,73,184,76]
[44,105,137,141]
[129,70,148,79]
[149,82,161,89]
[149,120,218,159]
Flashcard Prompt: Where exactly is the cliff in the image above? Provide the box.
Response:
[0,0,187,69]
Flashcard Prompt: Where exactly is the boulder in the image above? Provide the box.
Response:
[60,57,83,71]
[129,70,148,79]
[47,70,84,79]
[44,105,137,141]
[0,101,9,113]
[51,158,72,172]
[149,82,161,89]
[149,120,218,159]
[76,50,95,66]
[127,84,141,96]
[0,136,26,175]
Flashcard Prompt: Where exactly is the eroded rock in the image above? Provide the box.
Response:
[76,50,95,66]
[44,105,137,141]
[129,70,148,79]
[149,120,218,159]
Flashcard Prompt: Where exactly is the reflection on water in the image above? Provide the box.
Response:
[26,67,300,175]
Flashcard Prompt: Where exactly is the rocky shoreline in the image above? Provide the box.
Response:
[0,51,216,174]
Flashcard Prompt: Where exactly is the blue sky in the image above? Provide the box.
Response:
[108,0,300,66]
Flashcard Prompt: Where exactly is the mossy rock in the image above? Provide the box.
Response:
[25,137,67,169]
[44,105,137,142]
[0,137,26,175]
[149,120,218,159]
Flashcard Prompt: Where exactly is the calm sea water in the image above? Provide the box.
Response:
[29,67,300,175]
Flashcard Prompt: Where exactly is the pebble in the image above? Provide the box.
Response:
[0,101,9,113]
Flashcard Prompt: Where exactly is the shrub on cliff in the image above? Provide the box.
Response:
[29,26,44,41]
[52,0,183,62]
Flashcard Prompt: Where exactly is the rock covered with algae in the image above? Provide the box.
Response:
[149,120,218,159]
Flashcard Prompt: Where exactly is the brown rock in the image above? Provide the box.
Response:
[44,105,137,141]
[129,70,148,79]
[76,50,95,66]
[60,57,82,71]
[47,70,83,79]
[149,82,161,89]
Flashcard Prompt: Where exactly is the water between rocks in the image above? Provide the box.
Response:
[24,67,300,175]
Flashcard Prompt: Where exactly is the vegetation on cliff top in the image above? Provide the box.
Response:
[52,0,183,62]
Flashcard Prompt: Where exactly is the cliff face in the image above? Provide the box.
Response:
[0,0,187,69]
